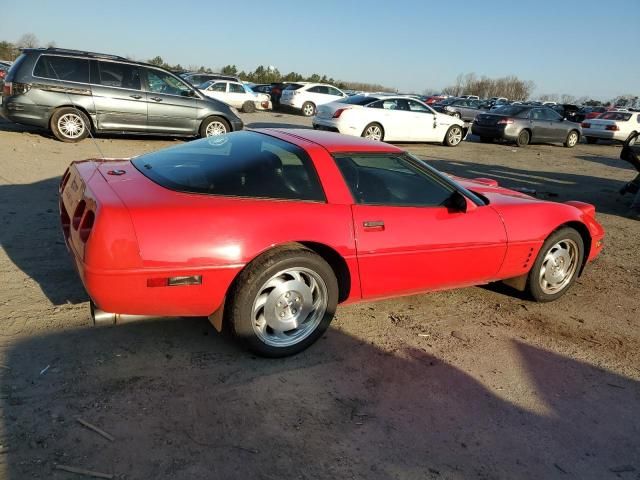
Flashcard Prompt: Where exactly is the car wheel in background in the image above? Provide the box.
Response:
[452,112,461,119]
[361,123,384,141]
[226,246,338,357]
[50,108,90,143]
[564,130,580,148]
[200,116,230,137]
[301,102,316,117]
[526,227,584,302]
[586,137,598,144]
[242,101,256,113]
[626,131,638,144]
[443,125,463,147]
[516,130,530,147]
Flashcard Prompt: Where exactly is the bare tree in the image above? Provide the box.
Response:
[16,33,39,49]
[442,72,534,100]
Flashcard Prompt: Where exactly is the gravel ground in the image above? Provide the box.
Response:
[0,112,638,480]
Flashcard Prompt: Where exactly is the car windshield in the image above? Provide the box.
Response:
[599,112,632,121]
[132,131,325,201]
[199,80,214,89]
[337,95,379,106]
[243,84,255,94]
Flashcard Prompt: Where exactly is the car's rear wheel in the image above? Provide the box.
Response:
[626,131,638,144]
[242,101,256,113]
[516,129,530,147]
[51,108,90,143]
[586,136,598,144]
[564,130,580,148]
[527,227,584,302]
[301,102,316,117]
[362,123,384,141]
[200,116,230,138]
[227,246,338,357]
[443,125,464,147]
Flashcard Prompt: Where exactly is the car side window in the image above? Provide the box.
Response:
[146,69,192,96]
[334,154,454,206]
[229,83,245,93]
[327,87,342,96]
[542,108,563,121]
[33,55,90,83]
[408,100,430,112]
[307,86,321,93]
[530,109,543,120]
[96,61,141,90]
[210,82,226,92]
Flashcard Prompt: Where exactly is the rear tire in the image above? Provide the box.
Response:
[242,101,256,113]
[526,227,584,302]
[586,136,598,144]
[301,102,316,117]
[516,129,530,147]
[564,130,580,148]
[443,125,463,147]
[226,246,338,357]
[50,108,90,143]
[199,116,230,137]
[361,123,384,141]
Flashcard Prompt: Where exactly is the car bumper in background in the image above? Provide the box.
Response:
[471,123,519,141]
[312,117,353,135]
[582,129,625,142]
[1,99,51,128]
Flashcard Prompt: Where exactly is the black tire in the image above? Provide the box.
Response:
[526,227,584,302]
[626,131,638,144]
[361,122,384,141]
[301,101,316,117]
[479,136,494,143]
[242,101,256,113]
[586,136,598,144]
[199,116,230,138]
[50,107,90,143]
[564,130,580,148]
[226,246,338,357]
[516,129,530,147]
[443,125,464,147]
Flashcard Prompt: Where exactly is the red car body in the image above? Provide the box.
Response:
[59,129,604,321]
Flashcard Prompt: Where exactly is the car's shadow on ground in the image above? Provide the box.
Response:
[424,154,636,218]
[1,320,638,479]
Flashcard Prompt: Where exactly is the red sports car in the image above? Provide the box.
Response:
[59,129,604,356]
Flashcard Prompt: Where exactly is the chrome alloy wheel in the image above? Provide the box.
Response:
[58,113,86,139]
[205,121,227,136]
[567,131,579,147]
[538,239,579,294]
[447,126,463,145]
[251,267,328,347]
[302,103,315,116]
[364,125,383,141]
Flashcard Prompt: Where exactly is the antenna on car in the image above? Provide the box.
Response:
[48,59,106,160]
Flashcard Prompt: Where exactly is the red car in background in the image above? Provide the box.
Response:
[59,129,604,356]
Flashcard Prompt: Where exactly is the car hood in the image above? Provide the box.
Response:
[454,176,546,205]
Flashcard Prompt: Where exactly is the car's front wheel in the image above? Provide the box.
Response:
[443,125,464,147]
[301,102,316,117]
[51,108,90,143]
[227,246,338,357]
[200,116,230,137]
[527,227,584,302]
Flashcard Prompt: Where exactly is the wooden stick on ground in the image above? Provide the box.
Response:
[75,417,115,442]
[55,464,114,479]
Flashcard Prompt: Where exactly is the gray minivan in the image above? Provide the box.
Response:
[1,48,243,142]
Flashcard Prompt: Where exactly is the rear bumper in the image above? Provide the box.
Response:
[582,129,625,141]
[471,123,519,141]
[312,117,349,134]
[1,98,51,128]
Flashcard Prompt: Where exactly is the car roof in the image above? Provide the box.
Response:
[262,128,403,154]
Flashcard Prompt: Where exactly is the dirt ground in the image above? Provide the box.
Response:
[0,112,638,480]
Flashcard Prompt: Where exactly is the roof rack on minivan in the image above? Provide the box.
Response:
[25,47,128,61]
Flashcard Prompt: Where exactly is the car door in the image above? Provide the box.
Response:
[333,153,507,299]
[305,85,329,106]
[90,60,147,131]
[365,99,406,140]
[540,107,569,142]
[405,99,440,141]
[528,108,551,141]
[227,82,248,108]
[143,67,199,134]
[204,81,228,103]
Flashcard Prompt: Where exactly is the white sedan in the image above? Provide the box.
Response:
[199,80,272,113]
[312,95,467,146]
[582,111,640,143]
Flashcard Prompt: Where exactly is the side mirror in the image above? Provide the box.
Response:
[447,191,476,213]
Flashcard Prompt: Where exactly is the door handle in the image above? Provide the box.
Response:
[363,220,385,231]
[129,94,142,99]
[150,97,163,102]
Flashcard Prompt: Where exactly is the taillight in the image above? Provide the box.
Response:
[0,71,5,79]
[2,82,11,96]
[606,124,619,131]
[497,118,514,125]
[332,108,348,118]
[581,122,591,128]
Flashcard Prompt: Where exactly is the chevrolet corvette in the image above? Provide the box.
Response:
[59,129,604,356]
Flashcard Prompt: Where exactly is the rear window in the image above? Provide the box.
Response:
[337,95,378,105]
[598,112,632,121]
[284,83,304,91]
[494,106,529,117]
[33,55,90,83]
[132,131,325,202]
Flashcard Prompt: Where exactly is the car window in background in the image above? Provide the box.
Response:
[540,108,563,121]
[132,131,325,202]
[199,80,214,89]
[229,83,245,93]
[599,112,632,121]
[33,55,90,83]
[407,100,431,112]
[340,95,378,106]
[96,61,141,90]
[284,83,304,91]
[243,85,255,94]
[146,69,192,96]
[496,106,529,117]
[209,82,226,92]
[327,87,342,96]
[334,154,453,206]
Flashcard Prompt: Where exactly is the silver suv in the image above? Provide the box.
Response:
[1,48,243,142]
